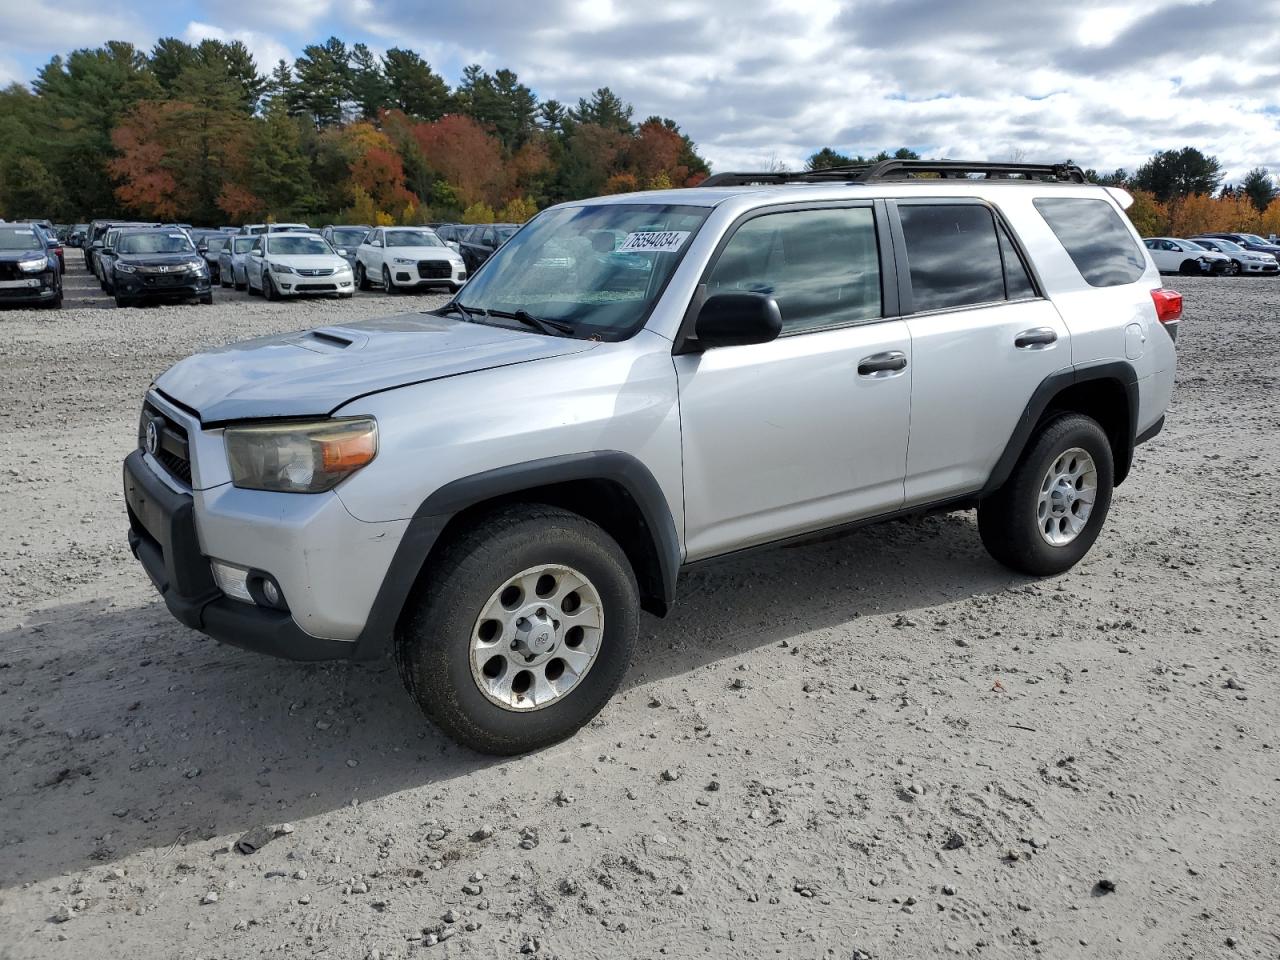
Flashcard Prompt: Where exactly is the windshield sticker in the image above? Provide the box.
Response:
[618,230,690,253]
[169,233,186,239]
[14,228,33,235]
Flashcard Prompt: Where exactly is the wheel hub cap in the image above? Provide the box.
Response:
[470,563,604,712]
[1036,447,1098,547]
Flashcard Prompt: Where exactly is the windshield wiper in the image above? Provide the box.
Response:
[484,308,575,336]
[438,300,481,323]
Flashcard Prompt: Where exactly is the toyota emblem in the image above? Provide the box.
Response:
[145,419,160,455]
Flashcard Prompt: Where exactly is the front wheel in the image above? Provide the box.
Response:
[397,504,639,755]
[1228,260,1242,276]
[977,413,1114,576]
[264,273,280,301]
[382,266,396,293]
[356,262,370,291]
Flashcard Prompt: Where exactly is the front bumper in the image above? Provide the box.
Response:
[390,261,466,288]
[116,271,211,300]
[0,273,59,304]
[274,272,355,296]
[123,447,409,660]
[1244,260,1278,273]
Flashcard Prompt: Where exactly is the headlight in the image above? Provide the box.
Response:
[225,418,378,493]
[334,262,352,273]
[18,256,48,273]
[270,262,295,274]
[115,261,138,274]
[392,257,416,265]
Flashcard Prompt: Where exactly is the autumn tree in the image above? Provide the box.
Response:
[413,114,505,209]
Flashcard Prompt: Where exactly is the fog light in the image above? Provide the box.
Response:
[210,561,253,603]
[262,579,280,606]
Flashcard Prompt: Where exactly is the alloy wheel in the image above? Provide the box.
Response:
[1036,447,1098,546]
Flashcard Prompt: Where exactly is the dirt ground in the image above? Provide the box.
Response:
[0,273,1277,960]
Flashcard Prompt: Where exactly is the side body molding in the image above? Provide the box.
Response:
[350,451,681,660]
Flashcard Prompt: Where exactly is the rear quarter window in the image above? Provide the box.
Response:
[1033,197,1146,287]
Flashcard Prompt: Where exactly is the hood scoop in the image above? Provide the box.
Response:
[291,327,369,353]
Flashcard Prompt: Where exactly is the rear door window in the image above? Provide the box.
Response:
[1033,197,1146,286]
[898,204,1006,312]
[706,206,882,334]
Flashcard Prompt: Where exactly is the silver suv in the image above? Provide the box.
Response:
[123,160,1179,754]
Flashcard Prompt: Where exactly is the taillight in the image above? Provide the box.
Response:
[1151,288,1182,324]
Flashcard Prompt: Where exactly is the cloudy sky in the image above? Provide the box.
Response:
[2,0,1277,180]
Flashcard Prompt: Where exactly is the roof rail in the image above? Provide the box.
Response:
[699,159,1088,188]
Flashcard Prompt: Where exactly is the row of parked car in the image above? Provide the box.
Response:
[1142,232,1280,276]
[64,218,519,307]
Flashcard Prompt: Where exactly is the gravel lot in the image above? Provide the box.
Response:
[1,272,1277,960]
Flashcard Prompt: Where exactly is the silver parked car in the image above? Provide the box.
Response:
[217,235,257,291]
[124,160,1178,754]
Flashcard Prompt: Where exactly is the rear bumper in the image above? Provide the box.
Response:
[123,449,362,661]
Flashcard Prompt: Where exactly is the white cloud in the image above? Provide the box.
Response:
[183,21,293,71]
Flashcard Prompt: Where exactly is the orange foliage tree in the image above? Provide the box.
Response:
[413,115,505,209]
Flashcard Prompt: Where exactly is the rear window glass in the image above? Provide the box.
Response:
[1033,197,1145,287]
[899,204,1005,311]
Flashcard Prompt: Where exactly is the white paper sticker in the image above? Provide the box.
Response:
[169,233,186,239]
[618,230,690,253]
[14,228,33,235]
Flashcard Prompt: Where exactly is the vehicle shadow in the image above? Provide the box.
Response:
[0,510,1022,886]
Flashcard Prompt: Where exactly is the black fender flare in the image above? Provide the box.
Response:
[351,451,680,660]
[980,360,1139,498]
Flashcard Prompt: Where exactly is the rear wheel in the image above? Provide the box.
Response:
[978,413,1114,576]
[397,504,639,755]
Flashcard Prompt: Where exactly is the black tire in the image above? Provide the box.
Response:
[382,266,396,293]
[200,292,214,305]
[234,276,246,291]
[1178,259,1200,275]
[114,294,132,308]
[264,273,280,301]
[977,413,1114,577]
[247,274,261,296]
[1228,260,1242,276]
[397,504,639,755]
[356,262,370,291]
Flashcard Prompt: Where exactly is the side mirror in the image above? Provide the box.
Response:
[197,243,208,253]
[337,248,348,256]
[447,240,460,252]
[688,292,782,350]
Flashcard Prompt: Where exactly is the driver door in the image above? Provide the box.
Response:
[675,204,911,561]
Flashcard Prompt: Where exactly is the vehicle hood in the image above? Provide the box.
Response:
[270,254,349,271]
[383,246,458,261]
[117,252,203,268]
[0,250,48,264]
[154,312,599,423]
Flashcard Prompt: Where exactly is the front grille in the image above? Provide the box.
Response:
[143,274,191,287]
[0,263,20,281]
[296,283,338,292]
[296,267,334,277]
[140,402,192,485]
[417,260,451,279]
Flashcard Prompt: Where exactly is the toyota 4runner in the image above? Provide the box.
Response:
[124,160,1179,754]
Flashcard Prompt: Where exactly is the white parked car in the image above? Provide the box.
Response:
[245,233,354,300]
[1142,237,1228,275]
[355,226,467,293]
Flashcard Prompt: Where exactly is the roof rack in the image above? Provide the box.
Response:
[699,159,1088,188]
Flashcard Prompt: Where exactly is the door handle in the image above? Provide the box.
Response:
[857,351,908,376]
[1015,327,1058,348]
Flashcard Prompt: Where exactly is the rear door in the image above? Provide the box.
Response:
[675,203,912,560]
[891,200,1069,505]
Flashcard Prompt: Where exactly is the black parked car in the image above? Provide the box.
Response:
[67,223,89,248]
[111,228,213,308]
[0,223,62,308]
[457,222,519,272]
[196,233,231,282]
[321,224,372,269]
[86,220,155,274]
[1198,232,1280,263]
